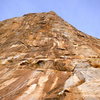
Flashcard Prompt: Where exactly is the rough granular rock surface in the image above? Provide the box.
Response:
[0,11,100,100]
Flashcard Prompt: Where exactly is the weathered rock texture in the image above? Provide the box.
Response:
[0,11,100,100]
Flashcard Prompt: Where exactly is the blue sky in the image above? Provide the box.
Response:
[0,0,100,38]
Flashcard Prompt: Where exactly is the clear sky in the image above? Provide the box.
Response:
[0,0,100,38]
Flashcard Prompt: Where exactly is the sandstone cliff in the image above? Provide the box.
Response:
[0,11,100,100]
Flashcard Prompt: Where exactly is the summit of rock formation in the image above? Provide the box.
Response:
[0,11,100,100]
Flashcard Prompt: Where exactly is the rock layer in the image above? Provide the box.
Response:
[0,11,100,100]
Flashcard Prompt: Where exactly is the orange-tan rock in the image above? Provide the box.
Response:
[0,11,100,100]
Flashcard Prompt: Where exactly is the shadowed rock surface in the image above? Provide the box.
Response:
[0,11,100,100]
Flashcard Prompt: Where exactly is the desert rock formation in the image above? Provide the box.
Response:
[0,11,100,100]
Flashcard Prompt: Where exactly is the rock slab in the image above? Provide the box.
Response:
[0,11,100,100]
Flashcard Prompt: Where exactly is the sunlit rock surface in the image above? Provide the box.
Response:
[0,11,100,100]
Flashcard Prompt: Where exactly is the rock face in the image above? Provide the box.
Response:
[0,11,100,100]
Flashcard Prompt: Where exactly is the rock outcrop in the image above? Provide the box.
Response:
[0,11,100,100]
